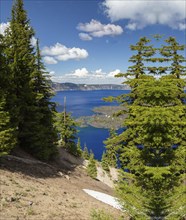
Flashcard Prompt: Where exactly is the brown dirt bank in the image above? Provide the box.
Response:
[0,149,128,220]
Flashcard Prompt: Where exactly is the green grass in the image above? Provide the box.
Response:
[91,209,119,220]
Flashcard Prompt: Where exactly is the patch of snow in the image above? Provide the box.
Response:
[83,189,123,210]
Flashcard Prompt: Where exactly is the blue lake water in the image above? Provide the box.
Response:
[53,90,129,160]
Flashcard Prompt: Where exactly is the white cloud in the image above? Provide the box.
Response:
[70,68,89,78]
[95,68,104,75]
[94,69,107,78]
[42,43,68,56]
[42,43,88,63]
[77,19,123,40]
[108,69,120,77]
[30,36,37,47]
[56,47,88,61]
[0,22,10,35]
[50,68,123,84]
[79,33,93,41]
[50,75,64,83]
[43,56,58,64]
[69,68,120,79]
[126,23,137,31]
[178,23,186,30]
[102,0,186,30]
[49,71,55,76]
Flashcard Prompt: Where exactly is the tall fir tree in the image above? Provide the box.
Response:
[103,129,118,168]
[105,36,186,219]
[76,137,82,157]
[101,151,109,172]
[160,37,186,78]
[55,110,79,156]
[20,39,58,160]
[3,0,36,148]
[116,37,155,79]
[3,0,58,160]
[87,151,97,179]
[0,34,16,155]
[82,143,89,160]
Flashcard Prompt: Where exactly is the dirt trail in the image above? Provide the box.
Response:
[0,149,127,220]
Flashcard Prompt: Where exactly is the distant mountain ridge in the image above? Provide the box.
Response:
[52,82,130,91]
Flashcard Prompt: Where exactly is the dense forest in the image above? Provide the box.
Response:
[0,0,185,219]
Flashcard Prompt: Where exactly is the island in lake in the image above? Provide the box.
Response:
[76,106,127,129]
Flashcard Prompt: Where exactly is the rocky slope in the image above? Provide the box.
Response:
[0,148,129,220]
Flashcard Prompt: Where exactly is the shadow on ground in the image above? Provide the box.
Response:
[0,147,84,178]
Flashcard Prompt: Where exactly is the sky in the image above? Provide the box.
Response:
[1,0,186,84]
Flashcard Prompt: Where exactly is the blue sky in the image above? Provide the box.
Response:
[1,0,186,84]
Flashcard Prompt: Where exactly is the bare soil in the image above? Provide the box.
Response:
[0,148,127,220]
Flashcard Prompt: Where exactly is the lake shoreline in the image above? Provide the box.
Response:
[76,105,127,129]
[52,90,129,160]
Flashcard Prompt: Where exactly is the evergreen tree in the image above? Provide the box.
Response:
[20,39,58,160]
[116,37,155,79]
[3,0,36,150]
[103,129,118,168]
[0,99,17,156]
[76,137,82,157]
[55,111,79,156]
[105,36,186,219]
[87,151,97,179]
[3,0,36,135]
[2,0,58,160]
[82,143,89,160]
[101,151,109,172]
[160,37,186,78]
[0,34,16,155]
[0,34,8,92]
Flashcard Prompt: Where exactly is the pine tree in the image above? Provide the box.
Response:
[101,151,109,172]
[76,137,82,157]
[87,151,97,179]
[3,0,36,153]
[82,143,89,160]
[0,34,17,155]
[116,37,155,79]
[20,39,58,160]
[103,129,118,168]
[160,37,186,78]
[2,0,58,160]
[55,111,79,156]
[105,36,186,219]
[0,99,17,156]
